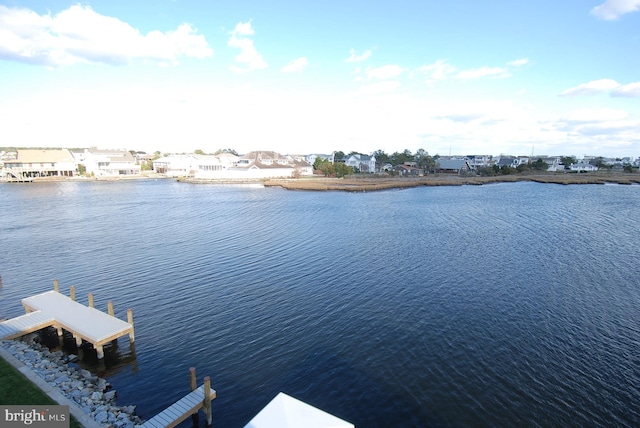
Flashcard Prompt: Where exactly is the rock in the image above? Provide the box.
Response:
[91,391,103,401]
[104,390,117,401]
[94,411,109,423]
[54,374,70,384]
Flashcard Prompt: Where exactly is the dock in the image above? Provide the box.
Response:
[0,281,134,358]
[141,368,216,428]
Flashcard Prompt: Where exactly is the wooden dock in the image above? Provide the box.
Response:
[141,368,216,428]
[0,281,134,359]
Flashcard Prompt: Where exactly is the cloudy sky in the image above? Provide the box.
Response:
[1,0,639,157]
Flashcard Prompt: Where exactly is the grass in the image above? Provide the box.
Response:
[0,355,83,428]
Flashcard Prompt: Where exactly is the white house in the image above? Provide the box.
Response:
[343,154,376,173]
[82,149,140,177]
[2,149,76,179]
[570,161,598,172]
[228,151,313,179]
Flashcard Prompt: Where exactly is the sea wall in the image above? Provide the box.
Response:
[1,336,142,428]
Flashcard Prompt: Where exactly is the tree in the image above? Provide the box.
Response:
[415,148,436,172]
[214,148,239,156]
[372,150,389,166]
[560,156,576,170]
[194,149,206,155]
[390,149,413,165]
[333,151,345,162]
[334,162,353,178]
[531,158,549,171]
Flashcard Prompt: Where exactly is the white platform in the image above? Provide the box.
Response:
[245,392,354,428]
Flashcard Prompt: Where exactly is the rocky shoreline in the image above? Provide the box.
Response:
[1,336,142,428]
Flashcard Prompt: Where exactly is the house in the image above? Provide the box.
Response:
[228,151,313,179]
[570,161,598,172]
[343,154,376,173]
[394,163,424,176]
[307,153,335,166]
[435,159,472,174]
[2,149,76,180]
[82,149,140,177]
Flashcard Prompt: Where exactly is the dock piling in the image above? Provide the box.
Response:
[190,368,199,427]
[70,286,76,302]
[127,309,135,342]
[88,293,94,308]
[107,301,114,316]
[204,376,212,428]
[53,279,59,293]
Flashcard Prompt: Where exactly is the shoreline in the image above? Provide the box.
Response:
[263,172,640,191]
[1,336,142,427]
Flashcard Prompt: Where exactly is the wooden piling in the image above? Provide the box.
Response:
[107,301,114,316]
[127,309,135,342]
[88,293,94,308]
[70,286,76,302]
[53,279,59,293]
[204,376,212,428]
[190,368,199,427]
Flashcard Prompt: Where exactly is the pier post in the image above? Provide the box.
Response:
[96,345,104,359]
[127,309,135,342]
[190,368,199,427]
[70,286,76,302]
[74,334,82,347]
[107,301,114,316]
[53,279,59,293]
[88,293,94,308]
[204,376,212,428]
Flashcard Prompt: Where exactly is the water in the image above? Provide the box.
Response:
[1,180,639,427]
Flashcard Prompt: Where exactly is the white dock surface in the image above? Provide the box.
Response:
[245,392,354,428]
[0,311,55,340]
[140,385,215,428]
[21,290,133,346]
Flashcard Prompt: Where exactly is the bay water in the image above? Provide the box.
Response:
[1,180,639,427]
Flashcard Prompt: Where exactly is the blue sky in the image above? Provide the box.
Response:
[1,0,639,157]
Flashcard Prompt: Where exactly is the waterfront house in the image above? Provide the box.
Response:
[82,149,140,177]
[436,158,472,174]
[343,154,376,173]
[570,161,598,172]
[228,151,313,179]
[394,163,424,176]
[2,149,76,180]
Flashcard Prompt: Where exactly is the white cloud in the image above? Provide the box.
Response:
[562,108,629,124]
[282,57,308,73]
[357,80,401,95]
[0,4,212,67]
[346,48,372,63]
[419,60,457,82]
[456,66,510,80]
[228,20,267,72]
[508,58,529,67]
[366,65,404,80]
[559,79,621,96]
[591,0,640,20]
[612,81,640,97]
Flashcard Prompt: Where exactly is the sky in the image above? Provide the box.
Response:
[0,0,639,158]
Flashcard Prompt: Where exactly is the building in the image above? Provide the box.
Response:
[81,149,140,177]
[2,149,76,180]
[343,154,376,173]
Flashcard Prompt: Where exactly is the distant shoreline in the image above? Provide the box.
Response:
[4,172,639,190]
[263,172,640,191]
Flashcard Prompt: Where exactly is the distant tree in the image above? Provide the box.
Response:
[390,149,413,165]
[516,163,531,173]
[500,165,515,175]
[214,148,239,156]
[624,165,634,173]
[77,164,86,175]
[315,158,336,177]
[531,158,549,171]
[335,162,353,178]
[194,149,206,155]
[415,148,436,172]
[373,149,390,166]
[560,156,576,170]
[333,151,345,162]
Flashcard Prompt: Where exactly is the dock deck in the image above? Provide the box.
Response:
[141,384,216,428]
[0,288,134,358]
